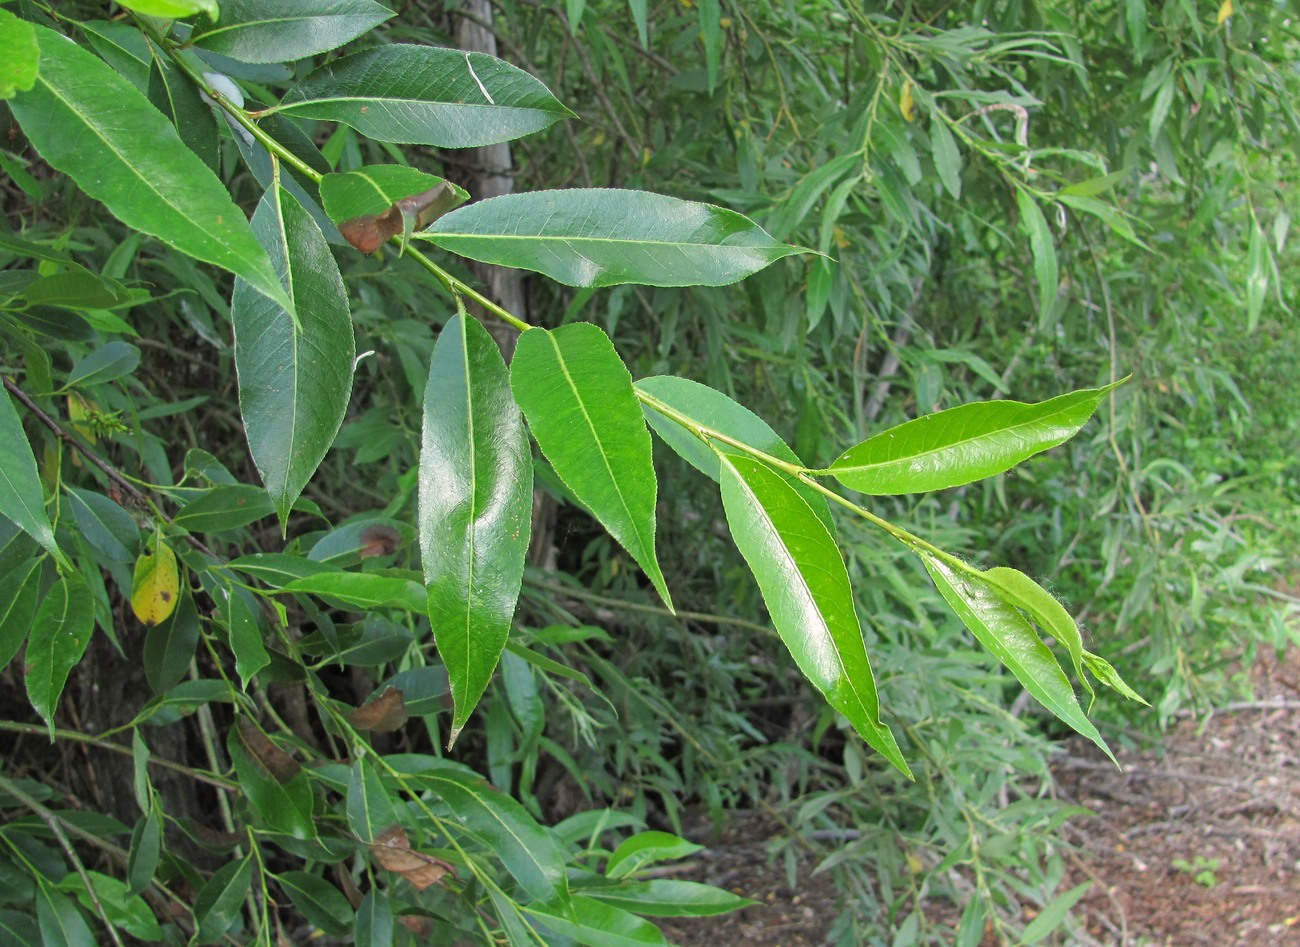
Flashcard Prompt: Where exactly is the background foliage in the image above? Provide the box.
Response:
[0,1,1295,945]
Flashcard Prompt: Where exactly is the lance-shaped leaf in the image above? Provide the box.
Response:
[636,375,833,533]
[321,165,468,253]
[420,314,533,746]
[192,0,395,65]
[233,183,355,525]
[282,573,427,612]
[717,452,910,777]
[421,189,806,288]
[275,45,574,147]
[0,386,69,568]
[228,721,316,840]
[0,558,41,671]
[347,758,397,844]
[193,853,254,945]
[583,879,757,917]
[919,552,1117,765]
[825,382,1121,495]
[25,573,95,737]
[511,324,672,609]
[527,896,668,947]
[9,25,290,313]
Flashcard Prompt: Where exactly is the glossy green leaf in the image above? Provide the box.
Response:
[277,872,353,936]
[606,831,701,880]
[58,870,163,942]
[276,45,574,147]
[143,587,201,693]
[25,573,95,737]
[126,807,163,897]
[66,487,139,564]
[66,341,141,389]
[226,552,340,587]
[172,484,276,533]
[23,271,132,311]
[193,852,254,944]
[229,725,317,840]
[282,573,426,612]
[511,324,671,608]
[9,25,291,314]
[718,452,910,777]
[0,9,38,100]
[635,375,833,532]
[35,882,94,947]
[1016,187,1059,329]
[0,386,69,567]
[347,758,397,844]
[1082,650,1147,704]
[225,588,270,689]
[528,895,667,946]
[320,165,467,225]
[919,553,1117,765]
[421,314,533,745]
[983,567,1092,698]
[826,383,1120,495]
[355,890,394,947]
[233,183,355,525]
[422,189,805,287]
[117,0,218,17]
[147,55,219,172]
[584,879,756,917]
[192,0,394,64]
[0,558,41,671]
[409,758,569,904]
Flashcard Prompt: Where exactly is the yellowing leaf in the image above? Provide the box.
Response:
[1217,0,1233,25]
[900,80,916,122]
[67,392,98,444]
[131,535,179,626]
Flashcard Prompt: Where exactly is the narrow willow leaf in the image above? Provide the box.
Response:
[67,488,139,564]
[1016,187,1059,330]
[228,724,316,840]
[130,534,180,627]
[1246,221,1268,332]
[355,890,394,947]
[422,189,805,287]
[583,879,756,917]
[930,118,962,199]
[25,573,95,737]
[920,552,1117,765]
[826,382,1121,495]
[147,56,219,173]
[1082,651,1148,704]
[225,588,270,689]
[233,183,355,525]
[1020,882,1092,945]
[276,872,353,936]
[421,314,533,746]
[126,806,163,897]
[192,0,395,64]
[511,324,672,608]
[983,567,1094,699]
[0,9,38,100]
[528,895,667,947]
[143,588,200,693]
[347,758,396,844]
[0,386,69,567]
[9,25,290,313]
[35,882,94,947]
[0,558,41,671]
[193,853,254,945]
[410,759,569,904]
[277,45,575,147]
[118,0,218,17]
[606,831,701,880]
[282,573,426,612]
[717,452,910,777]
[635,375,833,533]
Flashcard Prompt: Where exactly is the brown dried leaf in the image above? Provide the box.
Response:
[237,719,301,783]
[339,184,458,254]
[358,524,401,558]
[335,864,363,910]
[398,915,435,937]
[347,686,409,733]
[370,825,453,891]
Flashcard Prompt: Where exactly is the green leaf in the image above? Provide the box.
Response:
[825,383,1121,495]
[66,341,141,389]
[606,831,701,880]
[635,375,833,532]
[9,25,291,314]
[193,852,254,944]
[58,870,163,942]
[66,487,139,564]
[0,9,38,100]
[0,558,41,671]
[172,484,276,533]
[24,271,132,311]
[717,452,910,777]
[1246,220,1268,332]
[1015,186,1059,330]
[919,553,1117,765]
[1020,882,1092,945]
[117,0,218,17]
[377,667,449,717]
[282,573,427,612]
[148,55,219,173]
[422,189,805,287]
[627,0,649,46]
[276,45,575,147]
[228,725,317,840]
[408,758,569,904]
[320,166,467,225]
[233,182,355,525]
[1081,651,1147,704]
[25,573,95,737]
[982,567,1092,699]
[143,587,201,693]
[355,890,394,947]
[226,552,340,587]
[347,758,397,844]
[583,879,756,917]
[277,872,353,936]
[126,807,163,897]
[225,588,270,689]
[930,118,962,199]
[0,386,69,568]
[421,314,533,746]
[511,324,672,608]
[192,0,395,64]
[528,895,667,946]
[35,881,94,947]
